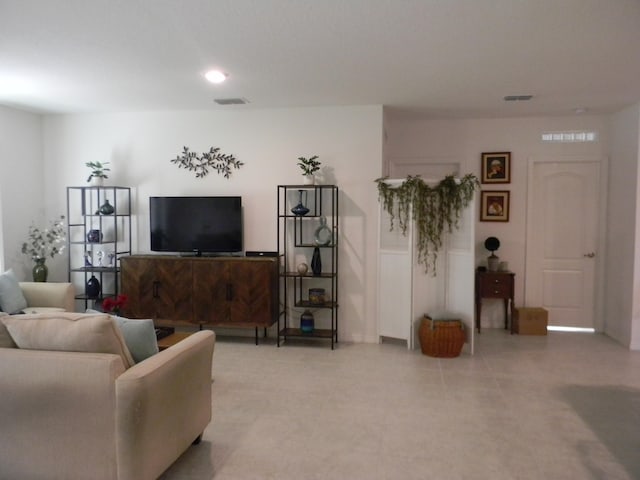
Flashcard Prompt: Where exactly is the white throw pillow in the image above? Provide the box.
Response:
[2,312,135,368]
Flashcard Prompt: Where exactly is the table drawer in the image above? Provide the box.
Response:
[479,273,512,297]
[480,282,511,297]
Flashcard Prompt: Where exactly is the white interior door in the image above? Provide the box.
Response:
[525,159,604,329]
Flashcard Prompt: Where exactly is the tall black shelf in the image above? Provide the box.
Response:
[66,186,132,310]
[277,185,339,349]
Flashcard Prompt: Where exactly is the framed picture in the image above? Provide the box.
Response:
[481,152,511,183]
[480,191,510,222]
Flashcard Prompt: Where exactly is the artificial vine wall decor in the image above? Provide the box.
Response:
[375,174,479,274]
[171,146,243,179]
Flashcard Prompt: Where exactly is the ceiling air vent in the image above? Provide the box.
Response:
[214,97,249,105]
[504,95,533,101]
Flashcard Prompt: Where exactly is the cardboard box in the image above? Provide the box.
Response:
[513,307,548,335]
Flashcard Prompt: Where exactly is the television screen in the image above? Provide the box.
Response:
[150,196,242,254]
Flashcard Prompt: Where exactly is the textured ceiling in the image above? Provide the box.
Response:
[1,0,639,117]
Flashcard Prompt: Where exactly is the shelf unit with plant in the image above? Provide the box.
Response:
[66,186,132,310]
[277,184,339,348]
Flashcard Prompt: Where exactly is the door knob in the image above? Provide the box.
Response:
[583,252,596,258]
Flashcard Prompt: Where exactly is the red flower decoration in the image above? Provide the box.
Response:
[102,294,128,315]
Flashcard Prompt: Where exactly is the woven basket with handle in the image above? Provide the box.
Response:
[419,315,465,358]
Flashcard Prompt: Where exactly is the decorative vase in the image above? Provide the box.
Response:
[303,174,315,185]
[87,229,103,243]
[297,263,309,275]
[314,216,332,246]
[98,199,115,215]
[311,247,322,276]
[86,275,101,299]
[291,190,310,216]
[32,258,48,282]
[487,254,500,272]
[300,309,315,333]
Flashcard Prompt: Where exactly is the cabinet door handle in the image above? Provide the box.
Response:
[226,284,233,301]
[153,281,160,298]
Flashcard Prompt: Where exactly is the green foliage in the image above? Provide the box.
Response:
[85,161,110,182]
[21,215,67,262]
[375,174,479,274]
[297,156,321,176]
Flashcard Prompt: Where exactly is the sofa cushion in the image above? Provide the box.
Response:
[22,307,67,314]
[0,312,16,348]
[1,312,135,368]
[0,270,28,314]
[86,309,159,363]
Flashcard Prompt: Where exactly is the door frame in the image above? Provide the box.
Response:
[525,155,608,332]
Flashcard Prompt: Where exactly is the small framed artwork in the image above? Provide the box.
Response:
[480,191,510,222]
[481,152,511,183]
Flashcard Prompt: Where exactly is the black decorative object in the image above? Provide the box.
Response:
[291,189,310,216]
[171,146,243,179]
[87,229,103,243]
[484,236,500,271]
[311,247,322,276]
[98,199,115,215]
[300,310,315,333]
[86,275,101,299]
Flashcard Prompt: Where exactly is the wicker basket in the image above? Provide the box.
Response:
[418,316,465,358]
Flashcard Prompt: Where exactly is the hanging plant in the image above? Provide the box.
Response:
[375,174,479,274]
[171,146,243,179]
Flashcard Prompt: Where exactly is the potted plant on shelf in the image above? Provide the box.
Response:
[86,161,110,186]
[297,156,321,185]
[21,215,66,282]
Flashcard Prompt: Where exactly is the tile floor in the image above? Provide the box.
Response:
[160,330,640,480]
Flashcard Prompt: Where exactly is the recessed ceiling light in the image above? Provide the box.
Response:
[205,70,227,84]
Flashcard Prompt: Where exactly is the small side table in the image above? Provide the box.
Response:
[475,271,515,334]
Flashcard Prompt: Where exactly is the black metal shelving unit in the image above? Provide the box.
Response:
[277,185,339,348]
[66,186,132,310]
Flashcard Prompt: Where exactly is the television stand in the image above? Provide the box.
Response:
[120,255,279,344]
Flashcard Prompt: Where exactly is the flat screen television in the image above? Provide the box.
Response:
[150,196,243,255]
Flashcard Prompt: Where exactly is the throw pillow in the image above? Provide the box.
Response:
[0,269,28,314]
[86,308,159,363]
[2,312,135,368]
[0,313,17,348]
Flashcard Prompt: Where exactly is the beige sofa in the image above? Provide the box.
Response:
[19,281,75,313]
[0,312,215,480]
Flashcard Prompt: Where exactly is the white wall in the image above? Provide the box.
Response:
[606,103,640,347]
[42,106,383,342]
[0,106,45,278]
[384,111,610,328]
